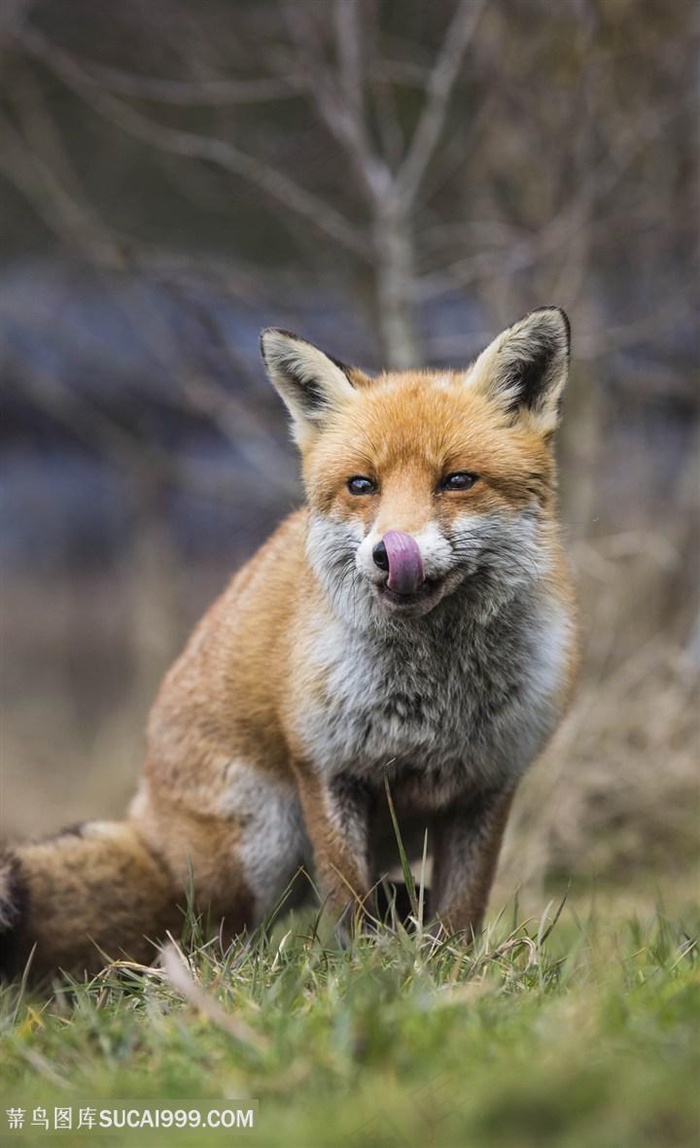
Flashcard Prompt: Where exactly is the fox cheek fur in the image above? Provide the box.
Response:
[1,306,578,980]
[306,470,551,631]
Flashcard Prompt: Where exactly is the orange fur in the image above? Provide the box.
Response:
[1,307,579,978]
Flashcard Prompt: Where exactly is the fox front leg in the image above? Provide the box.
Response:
[431,788,515,940]
[294,768,374,932]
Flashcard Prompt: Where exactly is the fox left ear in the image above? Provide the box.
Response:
[260,328,357,446]
[469,307,571,435]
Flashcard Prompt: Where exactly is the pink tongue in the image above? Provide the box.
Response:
[383,531,425,595]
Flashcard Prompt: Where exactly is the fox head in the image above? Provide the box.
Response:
[261,308,570,629]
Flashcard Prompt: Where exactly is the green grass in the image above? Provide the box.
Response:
[1,890,698,1148]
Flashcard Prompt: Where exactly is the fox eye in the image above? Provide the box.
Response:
[440,472,479,491]
[347,475,377,496]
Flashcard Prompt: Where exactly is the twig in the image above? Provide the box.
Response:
[15,24,368,259]
[396,0,489,206]
[160,941,270,1051]
[54,64,304,106]
[0,108,121,265]
[284,0,391,202]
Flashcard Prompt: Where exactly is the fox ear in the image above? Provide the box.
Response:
[260,328,356,445]
[469,307,570,435]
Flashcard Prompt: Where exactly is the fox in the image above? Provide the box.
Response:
[0,306,578,980]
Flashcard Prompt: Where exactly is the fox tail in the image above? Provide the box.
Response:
[0,821,183,982]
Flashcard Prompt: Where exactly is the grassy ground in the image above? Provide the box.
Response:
[1,882,698,1148]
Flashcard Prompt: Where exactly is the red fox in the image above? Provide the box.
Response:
[0,307,578,979]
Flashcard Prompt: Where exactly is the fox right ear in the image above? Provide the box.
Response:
[260,329,356,446]
[469,307,571,436]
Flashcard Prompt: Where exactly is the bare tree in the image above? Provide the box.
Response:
[9,1,490,366]
[6,0,695,374]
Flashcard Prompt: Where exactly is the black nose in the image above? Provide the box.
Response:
[372,540,389,571]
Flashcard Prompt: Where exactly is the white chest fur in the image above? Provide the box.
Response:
[294,591,570,803]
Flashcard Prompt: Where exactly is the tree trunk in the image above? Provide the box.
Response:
[373,201,422,369]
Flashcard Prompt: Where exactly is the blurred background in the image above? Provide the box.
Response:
[1,0,697,897]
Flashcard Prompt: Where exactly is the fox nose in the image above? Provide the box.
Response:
[373,531,425,594]
[372,540,389,571]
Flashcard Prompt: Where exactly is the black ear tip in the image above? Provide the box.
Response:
[530,305,571,354]
[259,327,301,364]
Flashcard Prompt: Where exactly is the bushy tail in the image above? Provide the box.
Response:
[0,822,183,982]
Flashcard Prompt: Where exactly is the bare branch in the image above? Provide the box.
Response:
[15,24,368,259]
[573,296,697,361]
[0,108,122,265]
[396,0,489,206]
[425,293,693,364]
[415,94,693,303]
[52,62,304,106]
[371,58,432,89]
[1,350,287,509]
[283,0,392,202]
[415,244,531,302]
[0,0,32,45]
[334,0,363,121]
[373,71,405,168]
[0,348,153,469]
